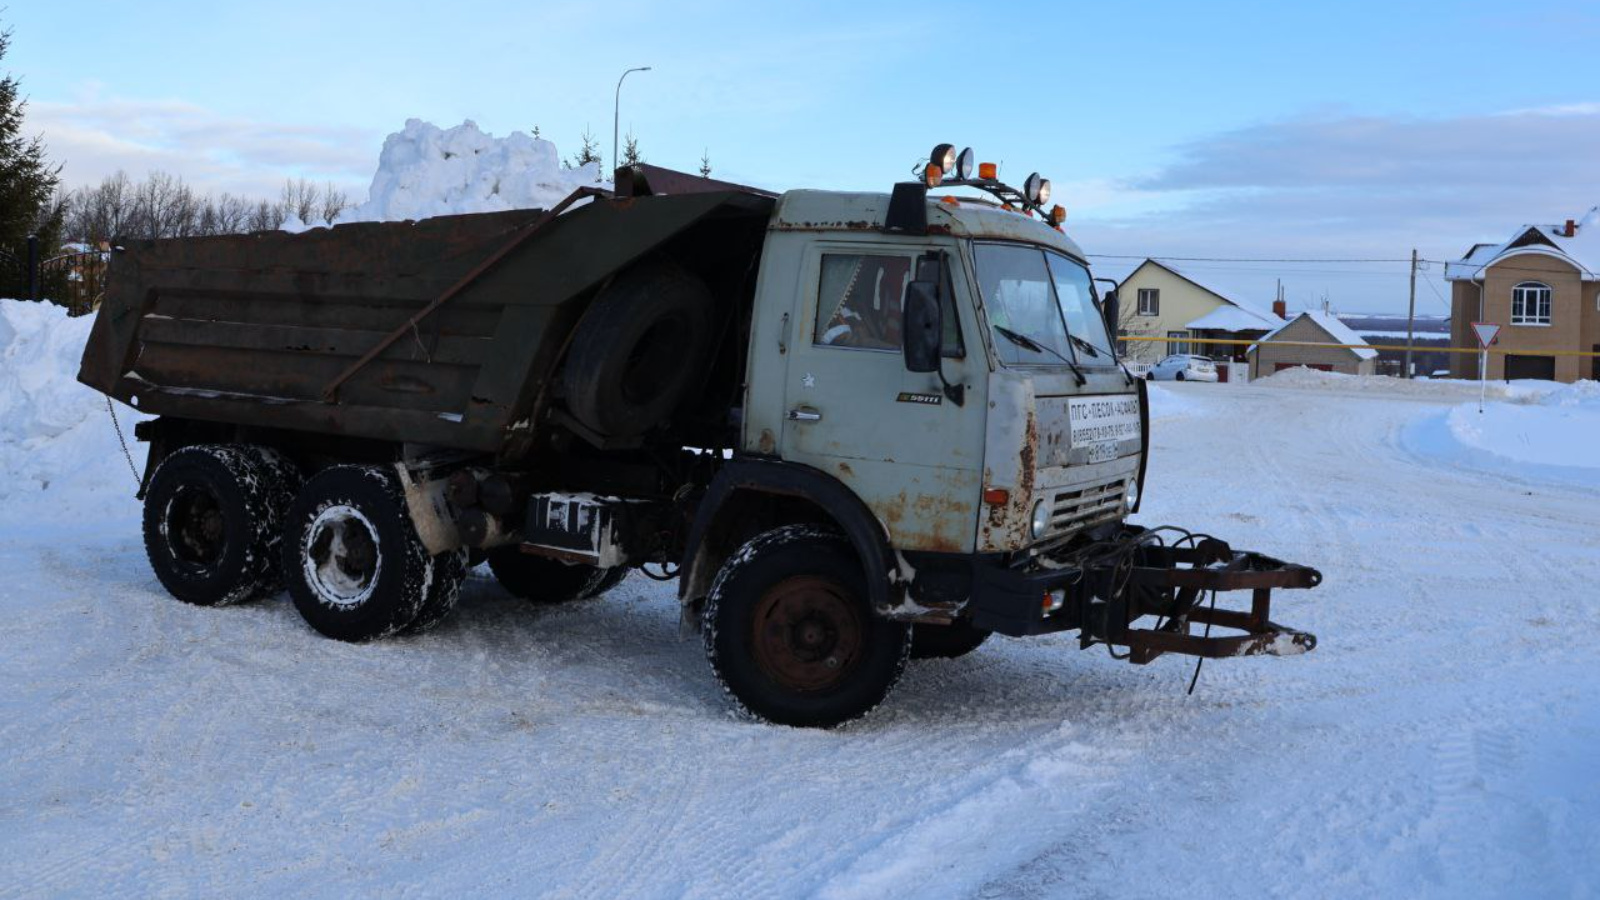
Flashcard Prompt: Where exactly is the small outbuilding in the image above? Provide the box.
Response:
[1247,311,1378,379]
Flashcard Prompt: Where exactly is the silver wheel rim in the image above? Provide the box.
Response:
[303,504,381,607]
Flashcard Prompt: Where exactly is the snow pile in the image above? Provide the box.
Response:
[1405,378,1600,485]
[1257,366,1518,400]
[337,119,604,224]
[0,299,146,523]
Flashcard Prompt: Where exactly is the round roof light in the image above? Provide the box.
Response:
[956,147,976,180]
[930,144,956,177]
[1024,173,1044,206]
[1037,178,1052,207]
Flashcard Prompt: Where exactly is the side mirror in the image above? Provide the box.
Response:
[903,280,942,373]
[1101,287,1119,341]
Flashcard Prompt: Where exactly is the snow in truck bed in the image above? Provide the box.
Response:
[2,298,1598,897]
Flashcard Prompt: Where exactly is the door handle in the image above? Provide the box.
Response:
[788,408,822,422]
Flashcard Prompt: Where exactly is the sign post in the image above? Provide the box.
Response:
[1470,322,1501,414]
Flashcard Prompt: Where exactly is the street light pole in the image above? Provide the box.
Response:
[613,66,652,177]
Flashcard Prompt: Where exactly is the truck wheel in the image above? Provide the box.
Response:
[401,548,468,635]
[702,525,910,728]
[562,261,714,438]
[910,620,991,660]
[142,444,296,607]
[485,548,624,603]
[282,465,434,642]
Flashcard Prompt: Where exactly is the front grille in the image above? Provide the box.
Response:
[1047,478,1127,536]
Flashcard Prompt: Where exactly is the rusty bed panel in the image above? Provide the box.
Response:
[79,191,776,455]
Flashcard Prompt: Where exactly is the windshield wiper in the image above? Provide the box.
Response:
[993,325,1086,386]
[1066,333,1103,359]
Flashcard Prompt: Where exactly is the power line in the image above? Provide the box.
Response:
[1088,254,1414,263]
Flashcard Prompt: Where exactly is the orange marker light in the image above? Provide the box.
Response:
[982,488,1010,505]
[939,195,961,206]
[923,164,943,188]
[978,162,998,180]
[1050,205,1067,225]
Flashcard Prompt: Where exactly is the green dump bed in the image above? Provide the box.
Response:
[77,190,774,454]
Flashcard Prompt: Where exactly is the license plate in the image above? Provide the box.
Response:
[1068,394,1141,462]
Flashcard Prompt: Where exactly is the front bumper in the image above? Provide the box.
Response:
[963,526,1320,664]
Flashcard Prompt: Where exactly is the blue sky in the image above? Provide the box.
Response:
[9,0,1600,313]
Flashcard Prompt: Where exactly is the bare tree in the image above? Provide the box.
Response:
[64,171,135,245]
[319,182,349,225]
[246,198,285,233]
[280,178,319,225]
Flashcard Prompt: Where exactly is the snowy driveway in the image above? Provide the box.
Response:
[3,381,1597,898]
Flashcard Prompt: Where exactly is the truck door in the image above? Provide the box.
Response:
[780,243,985,554]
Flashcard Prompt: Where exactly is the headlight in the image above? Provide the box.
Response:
[1030,499,1051,539]
[930,143,956,175]
[956,147,976,180]
[1125,479,1140,511]
[1036,178,1051,207]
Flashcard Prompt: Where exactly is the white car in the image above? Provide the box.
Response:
[1146,354,1219,382]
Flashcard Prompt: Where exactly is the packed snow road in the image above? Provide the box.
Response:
[2,378,1597,898]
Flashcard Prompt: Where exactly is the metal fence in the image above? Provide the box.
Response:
[1,235,107,317]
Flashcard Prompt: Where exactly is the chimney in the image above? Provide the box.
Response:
[1272,298,1287,319]
[1565,219,1578,237]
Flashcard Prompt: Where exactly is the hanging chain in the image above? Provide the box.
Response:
[105,396,142,487]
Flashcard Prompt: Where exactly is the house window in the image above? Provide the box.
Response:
[1511,282,1551,326]
[1137,288,1159,316]
[1166,330,1191,355]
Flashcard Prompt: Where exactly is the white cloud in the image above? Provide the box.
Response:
[27,89,377,198]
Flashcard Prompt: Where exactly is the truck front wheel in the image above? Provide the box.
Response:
[702,526,910,728]
[282,465,438,642]
[485,548,626,604]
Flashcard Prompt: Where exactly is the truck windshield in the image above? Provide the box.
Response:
[973,243,1115,367]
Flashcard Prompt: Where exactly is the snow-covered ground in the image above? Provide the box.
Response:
[3,303,1598,897]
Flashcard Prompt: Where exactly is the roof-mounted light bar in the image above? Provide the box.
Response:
[920,143,1063,226]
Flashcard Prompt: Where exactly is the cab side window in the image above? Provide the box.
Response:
[815,254,911,351]
[814,252,965,356]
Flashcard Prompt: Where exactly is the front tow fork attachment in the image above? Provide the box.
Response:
[1087,535,1322,664]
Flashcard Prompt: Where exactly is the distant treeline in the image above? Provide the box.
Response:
[51,171,352,247]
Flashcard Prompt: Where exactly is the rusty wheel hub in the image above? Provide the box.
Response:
[751,575,864,692]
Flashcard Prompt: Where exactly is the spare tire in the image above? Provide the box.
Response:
[563,260,714,438]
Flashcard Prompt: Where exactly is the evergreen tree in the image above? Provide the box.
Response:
[621,131,643,167]
[530,124,541,139]
[566,127,601,170]
[0,22,63,270]
[699,149,712,178]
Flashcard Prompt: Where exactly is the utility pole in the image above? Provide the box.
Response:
[1404,248,1418,378]
[613,66,652,178]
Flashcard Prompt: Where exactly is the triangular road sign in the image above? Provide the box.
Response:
[1471,322,1501,349]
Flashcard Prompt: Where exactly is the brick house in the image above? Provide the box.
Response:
[1444,208,1599,382]
[1246,311,1378,379]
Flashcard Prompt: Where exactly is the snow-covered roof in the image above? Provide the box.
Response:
[1184,303,1280,332]
[1133,259,1282,332]
[1248,311,1379,360]
[1445,205,1600,282]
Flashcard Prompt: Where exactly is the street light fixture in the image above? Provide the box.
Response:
[613,66,652,178]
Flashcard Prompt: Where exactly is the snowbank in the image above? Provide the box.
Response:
[336,119,604,224]
[1255,366,1519,400]
[1404,379,1600,486]
[1146,382,1200,419]
[0,299,147,523]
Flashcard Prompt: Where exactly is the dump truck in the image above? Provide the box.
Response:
[78,148,1321,728]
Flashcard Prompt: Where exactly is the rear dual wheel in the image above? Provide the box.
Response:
[282,465,465,642]
[142,444,301,607]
